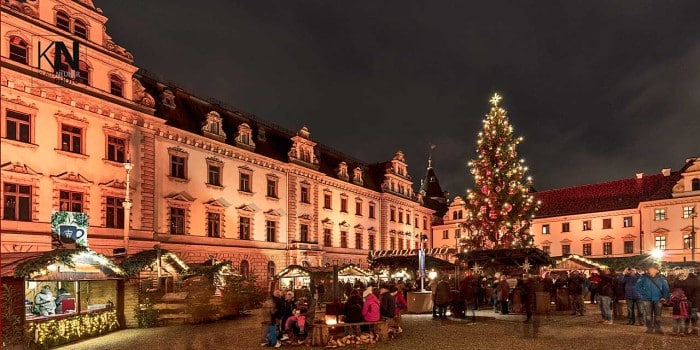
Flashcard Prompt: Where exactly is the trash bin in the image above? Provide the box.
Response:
[556,288,570,311]
[535,292,550,314]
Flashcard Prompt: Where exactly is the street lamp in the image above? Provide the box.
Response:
[651,248,664,260]
[690,207,697,263]
[122,160,133,256]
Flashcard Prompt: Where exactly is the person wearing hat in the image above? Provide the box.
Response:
[636,264,670,334]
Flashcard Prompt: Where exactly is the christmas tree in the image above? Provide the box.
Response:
[462,93,540,250]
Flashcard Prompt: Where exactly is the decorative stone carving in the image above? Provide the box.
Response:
[234,123,255,150]
[352,167,363,185]
[132,79,155,107]
[5,0,39,18]
[288,126,319,168]
[202,111,227,142]
[161,90,176,108]
[337,162,349,181]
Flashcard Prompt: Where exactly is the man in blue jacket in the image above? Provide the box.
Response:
[635,264,670,334]
[619,268,644,325]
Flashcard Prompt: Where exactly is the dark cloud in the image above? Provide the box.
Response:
[96,0,700,196]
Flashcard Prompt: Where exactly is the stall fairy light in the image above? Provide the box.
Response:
[428,270,438,280]
[25,309,119,348]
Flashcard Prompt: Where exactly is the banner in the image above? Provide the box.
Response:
[51,211,89,249]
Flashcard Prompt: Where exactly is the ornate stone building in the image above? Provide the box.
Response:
[0,0,437,279]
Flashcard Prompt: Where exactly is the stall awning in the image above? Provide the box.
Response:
[275,264,371,279]
[368,248,454,260]
[456,248,552,268]
[369,255,455,271]
[550,254,609,271]
[10,249,125,280]
[121,249,190,277]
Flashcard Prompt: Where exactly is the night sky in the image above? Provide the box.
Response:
[96,1,700,197]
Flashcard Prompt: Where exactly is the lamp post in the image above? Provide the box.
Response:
[691,207,697,263]
[122,160,133,256]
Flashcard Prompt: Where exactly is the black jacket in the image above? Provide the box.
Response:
[344,295,364,323]
[379,292,396,318]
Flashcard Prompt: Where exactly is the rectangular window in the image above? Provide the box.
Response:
[655,236,666,250]
[390,208,396,222]
[683,234,693,250]
[442,230,448,239]
[355,233,362,250]
[323,194,332,209]
[603,242,612,255]
[398,210,403,223]
[266,179,278,198]
[61,124,82,153]
[239,217,251,240]
[423,217,427,230]
[602,218,612,229]
[207,165,221,186]
[368,235,376,251]
[542,224,550,235]
[106,136,126,162]
[169,207,185,234]
[266,220,276,242]
[654,209,666,221]
[624,241,634,254]
[323,228,332,247]
[542,246,551,254]
[415,217,419,228]
[562,222,570,233]
[207,212,221,238]
[582,220,591,231]
[300,186,310,204]
[105,196,124,228]
[300,224,309,242]
[59,190,83,212]
[340,197,348,213]
[562,245,570,255]
[239,172,251,192]
[683,206,696,219]
[5,110,31,143]
[170,155,186,179]
[454,229,461,239]
[369,203,376,219]
[340,231,348,248]
[2,183,31,221]
[582,243,592,256]
[355,201,362,215]
[623,216,633,228]
[406,213,410,225]
[398,238,404,250]
[390,236,395,250]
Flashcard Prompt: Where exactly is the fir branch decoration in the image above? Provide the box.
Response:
[13,249,84,278]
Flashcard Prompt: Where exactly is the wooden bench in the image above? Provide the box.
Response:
[310,320,390,347]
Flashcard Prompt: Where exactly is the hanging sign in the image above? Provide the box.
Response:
[51,211,89,249]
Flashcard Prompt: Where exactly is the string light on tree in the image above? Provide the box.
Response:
[461,93,540,249]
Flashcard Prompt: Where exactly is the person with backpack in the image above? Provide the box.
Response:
[635,264,670,334]
[670,287,690,336]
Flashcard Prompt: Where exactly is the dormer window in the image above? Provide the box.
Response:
[202,111,226,142]
[353,167,363,185]
[257,127,266,142]
[288,126,319,168]
[56,11,70,31]
[74,19,88,39]
[162,90,176,108]
[109,74,124,97]
[337,162,349,180]
[235,123,256,150]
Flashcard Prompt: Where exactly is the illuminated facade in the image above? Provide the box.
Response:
[0,0,436,279]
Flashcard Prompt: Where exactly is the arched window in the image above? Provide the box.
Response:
[693,178,700,191]
[239,260,250,279]
[109,74,124,97]
[73,19,87,39]
[76,60,89,85]
[452,211,458,220]
[56,11,70,31]
[9,36,28,64]
[267,261,275,281]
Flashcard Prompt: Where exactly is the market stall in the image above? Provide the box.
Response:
[8,248,125,348]
[275,264,371,301]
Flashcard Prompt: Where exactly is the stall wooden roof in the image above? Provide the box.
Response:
[275,264,371,279]
[8,249,125,280]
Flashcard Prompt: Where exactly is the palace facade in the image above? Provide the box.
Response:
[0,0,444,279]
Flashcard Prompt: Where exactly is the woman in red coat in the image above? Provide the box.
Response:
[497,275,511,314]
[391,285,407,332]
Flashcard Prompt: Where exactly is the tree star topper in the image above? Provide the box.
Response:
[489,93,502,107]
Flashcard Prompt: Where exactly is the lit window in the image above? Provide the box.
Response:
[105,197,124,228]
[5,110,31,143]
[169,207,185,234]
[9,36,28,64]
[109,74,124,97]
[683,235,693,250]
[60,190,83,212]
[61,124,83,153]
[582,220,592,231]
[654,236,666,250]
[542,224,550,235]
[582,243,592,256]
[603,242,612,255]
[266,221,277,242]
[106,136,126,162]
[683,206,696,219]
[654,209,666,221]
[239,217,251,240]
[3,183,31,221]
[56,11,70,31]
[207,212,221,238]
[623,216,633,228]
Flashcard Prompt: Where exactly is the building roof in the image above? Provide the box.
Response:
[134,70,403,195]
[534,159,695,218]
[418,158,448,217]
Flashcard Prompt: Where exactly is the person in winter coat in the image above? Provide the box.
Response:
[596,270,616,324]
[497,275,511,315]
[619,268,644,325]
[567,271,586,316]
[683,273,700,335]
[344,290,364,323]
[362,287,381,322]
[391,285,407,332]
[261,297,282,348]
[430,278,439,318]
[379,285,396,320]
[670,287,690,336]
[635,264,670,334]
[435,278,452,319]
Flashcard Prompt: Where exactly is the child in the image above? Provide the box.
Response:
[284,309,307,340]
[261,298,281,348]
[671,288,690,336]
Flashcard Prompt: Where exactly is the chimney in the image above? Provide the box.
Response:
[635,173,644,179]
[661,168,671,177]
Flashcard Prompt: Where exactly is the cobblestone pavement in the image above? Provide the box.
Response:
[58,307,699,350]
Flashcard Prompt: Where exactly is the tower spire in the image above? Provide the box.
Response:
[428,144,436,169]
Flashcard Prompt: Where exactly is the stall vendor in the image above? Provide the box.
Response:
[34,286,57,316]
[55,288,72,314]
